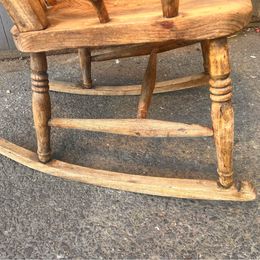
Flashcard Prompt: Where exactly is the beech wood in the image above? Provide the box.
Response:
[49,73,209,96]
[91,41,196,62]
[137,51,158,119]
[208,38,234,188]
[10,0,252,52]
[48,119,214,138]
[0,0,256,201]
[89,0,110,23]
[161,0,179,18]
[30,52,52,163]
[0,0,47,32]
[0,138,256,201]
[78,48,92,88]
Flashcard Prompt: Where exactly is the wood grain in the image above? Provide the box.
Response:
[31,52,52,163]
[1,0,48,32]
[91,41,196,62]
[137,51,157,119]
[208,38,234,188]
[161,0,179,18]
[48,118,213,138]
[0,138,256,201]
[89,0,110,23]
[49,73,209,96]
[11,0,252,52]
[78,48,92,88]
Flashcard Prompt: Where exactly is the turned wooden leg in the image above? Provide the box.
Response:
[30,52,51,163]
[201,41,210,74]
[137,50,157,119]
[78,48,92,88]
[207,38,234,188]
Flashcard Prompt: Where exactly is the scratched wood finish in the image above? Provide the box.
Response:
[10,0,252,52]
[161,0,179,18]
[49,73,209,96]
[48,118,214,138]
[207,38,234,188]
[89,0,110,23]
[0,138,256,201]
[0,0,256,201]
[91,41,196,62]
[78,48,92,88]
[137,51,158,119]
[30,52,52,163]
[0,0,47,32]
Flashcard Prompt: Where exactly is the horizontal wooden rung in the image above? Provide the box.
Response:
[49,118,213,138]
[49,73,209,96]
[0,138,256,201]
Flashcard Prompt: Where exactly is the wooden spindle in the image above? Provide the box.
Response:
[161,0,179,18]
[78,48,92,88]
[137,50,157,119]
[89,0,110,23]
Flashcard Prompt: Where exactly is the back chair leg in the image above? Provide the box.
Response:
[137,50,157,119]
[201,41,210,74]
[30,52,52,163]
[78,48,92,88]
[207,38,234,188]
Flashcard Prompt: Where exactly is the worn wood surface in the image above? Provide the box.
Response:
[0,138,256,201]
[49,73,209,96]
[11,0,252,52]
[78,48,92,88]
[161,0,179,18]
[89,0,110,23]
[91,41,196,62]
[1,0,47,32]
[48,118,213,138]
[30,52,51,163]
[137,51,157,119]
[201,41,210,73]
[208,38,234,188]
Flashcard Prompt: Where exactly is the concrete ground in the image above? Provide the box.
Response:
[0,30,259,259]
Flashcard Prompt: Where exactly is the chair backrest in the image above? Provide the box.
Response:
[0,0,180,32]
[0,0,48,32]
[161,0,179,18]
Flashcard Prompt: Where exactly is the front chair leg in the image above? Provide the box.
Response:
[207,38,234,188]
[30,52,52,163]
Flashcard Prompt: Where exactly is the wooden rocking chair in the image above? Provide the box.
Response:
[0,0,256,201]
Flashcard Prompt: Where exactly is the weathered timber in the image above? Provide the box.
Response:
[0,138,256,201]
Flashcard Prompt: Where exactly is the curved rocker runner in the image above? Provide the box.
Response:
[0,0,257,201]
[0,138,256,201]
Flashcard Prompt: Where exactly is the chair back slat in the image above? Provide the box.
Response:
[161,0,179,18]
[89,0,110,23]
[0,0,48,32]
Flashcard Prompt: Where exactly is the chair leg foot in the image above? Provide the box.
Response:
[30,52,52,163]
[208,38,234,188]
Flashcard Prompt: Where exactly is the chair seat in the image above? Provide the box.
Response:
[12,0,252,53]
